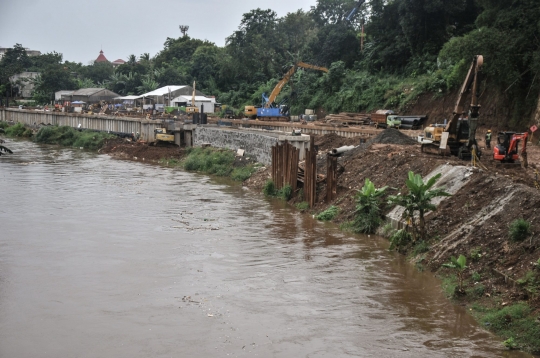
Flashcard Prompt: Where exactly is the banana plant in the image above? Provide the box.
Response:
[388,171,450,240]
[442,255,467,293]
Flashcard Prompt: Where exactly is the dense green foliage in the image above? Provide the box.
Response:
[5,122,33,137]
[1,1,539,125]
[34,126,115,150]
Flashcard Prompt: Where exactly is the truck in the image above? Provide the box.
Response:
[370,110,397,128]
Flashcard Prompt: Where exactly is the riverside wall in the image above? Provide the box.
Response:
[193,126,280,165]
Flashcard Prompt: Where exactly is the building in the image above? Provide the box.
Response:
[95,50,108,63]
[171,95,216,113]
[0,47,41,60]
[111,59,126,67]
[137,85,206,106]
[70,88,120,103]
[9,72,40,98]
[55,90,75,102]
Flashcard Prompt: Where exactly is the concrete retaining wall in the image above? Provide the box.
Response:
[194,127,279,165]
[0,108,162,142]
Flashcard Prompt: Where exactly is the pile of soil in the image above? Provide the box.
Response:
[368,128,418,145]
[314,133,362,153]
[99,138,183,162]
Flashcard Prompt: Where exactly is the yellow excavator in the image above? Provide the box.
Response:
[244,62,329,120]
[420,55,483,159]
[186,81,199,114]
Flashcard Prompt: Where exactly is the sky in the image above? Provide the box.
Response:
[0,0,316,64]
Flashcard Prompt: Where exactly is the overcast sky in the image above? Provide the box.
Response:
[1,0,316,64]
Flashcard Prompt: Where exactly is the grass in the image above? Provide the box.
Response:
[183,147,235,176]
[315,206,339,221]
[472,303,540,353]
[412,240,430,256]
[231,165,257,181]
[262,180,293,200]
[388,229,412,251]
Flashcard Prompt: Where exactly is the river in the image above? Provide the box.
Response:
[0,139,531,358]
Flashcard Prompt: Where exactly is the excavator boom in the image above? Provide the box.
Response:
[264,62,328,108]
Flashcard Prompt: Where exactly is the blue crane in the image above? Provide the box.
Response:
[346,0,366,22]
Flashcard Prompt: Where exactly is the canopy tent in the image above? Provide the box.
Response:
[72,101,86,104]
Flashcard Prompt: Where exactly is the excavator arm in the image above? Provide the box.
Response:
[265,62,329,108]
[445,55,483,143]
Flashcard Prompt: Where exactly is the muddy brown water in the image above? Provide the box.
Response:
[0,140,532,358]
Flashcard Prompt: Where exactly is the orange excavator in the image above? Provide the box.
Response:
[493,131,528,166]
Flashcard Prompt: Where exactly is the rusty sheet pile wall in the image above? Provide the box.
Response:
[271,141,299,192]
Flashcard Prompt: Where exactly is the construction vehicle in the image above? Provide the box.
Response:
[154,128,175,144]
[420,55,484,159]
[493,131,528,165]
[186,81,199,114]
[245,62,328,121]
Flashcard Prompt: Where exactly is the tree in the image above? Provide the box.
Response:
[388,171,450,240]
[353,178,388,234]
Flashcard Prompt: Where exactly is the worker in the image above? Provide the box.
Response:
[485,130,492,149]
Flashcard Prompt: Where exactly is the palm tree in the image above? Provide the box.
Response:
[388,171,450,240]
[127,54,137,65]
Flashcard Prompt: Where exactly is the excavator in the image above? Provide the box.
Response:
[244,62,329,120]
[420,55,484,159]
[493,131,528,166]
[186,81,199,114]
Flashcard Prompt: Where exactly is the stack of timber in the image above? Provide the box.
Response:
[324,112,371,126]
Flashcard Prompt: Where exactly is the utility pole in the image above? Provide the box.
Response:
[179,25,189,37]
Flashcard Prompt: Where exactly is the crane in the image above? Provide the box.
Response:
[346,0,366,22]
[421,55,484,159]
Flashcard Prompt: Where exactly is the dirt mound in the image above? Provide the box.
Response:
[100,138,183,162]
[369,128,418,145]
[314,133,362,153]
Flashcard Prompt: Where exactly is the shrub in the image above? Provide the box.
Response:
[296,202,309,210]
[263,180,276,196]
[470,247,482,262]
[231,166,256,181]
[508,219,531,242]
[316,206,339,221]
[412,240,430,256]
[278,185,293,201]
[389,229,412,251]
[5,123,31,137]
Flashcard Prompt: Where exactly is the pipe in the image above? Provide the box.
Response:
[331,145,355,155]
